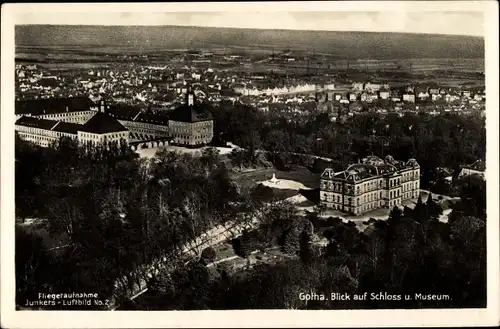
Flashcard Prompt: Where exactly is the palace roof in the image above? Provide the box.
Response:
[52,122,81,135]
[15,116,58,130]
[168,103,213,123]
[15,97,96,116]
[107,105,169,125]
[79,112,128,134]
[321,156,419,183]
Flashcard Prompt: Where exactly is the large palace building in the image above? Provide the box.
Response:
[15,97,98,123]
[320,155,420,215]
[106,104,170,141]
[15,91,214,149]
[15,100,129,147]
[167,86,214,147]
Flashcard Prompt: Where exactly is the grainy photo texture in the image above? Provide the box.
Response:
[12,7,488,313]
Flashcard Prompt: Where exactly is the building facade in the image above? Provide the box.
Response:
[233,83,317,96]
[15,117,81,147]
[106,104,170,141]
[168,87,214,147]
[320,156,420,215]
[15,104,129,148]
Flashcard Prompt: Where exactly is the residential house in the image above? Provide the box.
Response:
[403,93,416,103]
[364,82,389,93]
[361,92,378,103]
[417,90,430,101]
[431,93,442,101]
[429,88,440,95]
[445,92,460,103]
[391,91,402,103]
[352,82,364,91]
[458,159,485,180]
[378,88,391,100]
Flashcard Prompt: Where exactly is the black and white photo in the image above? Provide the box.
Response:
[1,2,499,328]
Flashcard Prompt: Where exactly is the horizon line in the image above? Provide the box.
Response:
[16,24,485,38]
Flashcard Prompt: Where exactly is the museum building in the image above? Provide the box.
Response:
[320,155,420,215]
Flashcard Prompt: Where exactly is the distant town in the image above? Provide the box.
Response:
[15,49,486,120]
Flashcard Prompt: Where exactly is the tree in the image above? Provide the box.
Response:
[16,227,55,308]
[229,148,246,170]
[241,130,262,161]
[201,147,220,172]
[200,247,217,264]
[313,203,327,216]
[456,174,486,219]
[387,206,403,225]
[249,184,271,204]
[237,230,262,257]
[282,228,300,255]
[426,193,442,221]
[46,196,84,240]
[260,201,300,245]
[299,230,313,265]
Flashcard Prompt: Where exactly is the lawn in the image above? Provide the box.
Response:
[230,166,320,191]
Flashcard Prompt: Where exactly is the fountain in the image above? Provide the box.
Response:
[269,173,279,184]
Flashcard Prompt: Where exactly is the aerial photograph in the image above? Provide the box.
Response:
[12,9,487,312]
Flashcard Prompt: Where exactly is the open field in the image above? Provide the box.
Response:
[16,44,484,74]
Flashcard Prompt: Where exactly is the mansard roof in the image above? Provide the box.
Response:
[321,156,419,183]
[406,158,420,168]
